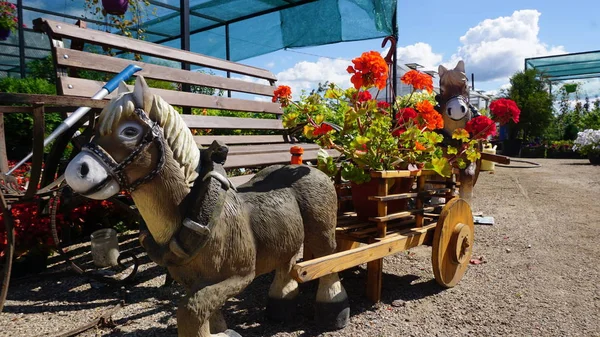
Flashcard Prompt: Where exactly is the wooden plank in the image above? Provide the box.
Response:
[368,188,451,201]
[58,78,283,114]
[181,115,284,130]
[481,152,510,165]
[370,170,439,179]
[54,47,276,97]
[226,143,321,155]
[292,223,436,283]
[223,148,338,169]
[0,93,108,109]
[368,206,439,223]
[24,105,45,199]
[194,135,287,146]
[229,174,255,187]
[0,113,7,173]
[35,18,277,81]
[415,176,425,227]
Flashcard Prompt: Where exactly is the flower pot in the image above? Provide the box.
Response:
[350,177,413,220]
[102,0,129,15]
[0,28,10,41]
[588,152,600,165]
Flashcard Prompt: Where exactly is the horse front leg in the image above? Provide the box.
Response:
[177,273,254,337]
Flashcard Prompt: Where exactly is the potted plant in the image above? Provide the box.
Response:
[0,1,18,41]
[573,129,600,165]
[274,51,518,218]
[102,0,129,15]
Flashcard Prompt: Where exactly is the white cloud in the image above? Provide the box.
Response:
[396,42,443,70]
[389,10,566,92]
[275,57,353,98]
[266,61,275,68]
[450,9,566,82]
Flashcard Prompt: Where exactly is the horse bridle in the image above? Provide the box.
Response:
[80,108,166,195]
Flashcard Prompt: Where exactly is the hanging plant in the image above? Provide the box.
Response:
[82,0,155,60]
[102,0,129,15]
[0,1,18,41]
[563,83,578,93]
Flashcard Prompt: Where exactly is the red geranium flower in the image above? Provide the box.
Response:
[489,98,520,125]
[347,51,389,90]
[353,90,372,103]
[465,115,497,139]
[400,70,434,93]
[396,107,418,123]
[272,85,292,107]
[313,123,334,136]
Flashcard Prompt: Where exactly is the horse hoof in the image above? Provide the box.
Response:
[315,299,350,330]
[266,297,298,322]
[214,329,242,337]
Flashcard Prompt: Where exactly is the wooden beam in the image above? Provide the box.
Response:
[0,113,8,173]
[291,224,436,283]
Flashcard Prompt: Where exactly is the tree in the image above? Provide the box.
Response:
[504,69,554,140]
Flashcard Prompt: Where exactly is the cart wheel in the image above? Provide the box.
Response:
[0,194,15,312]
[432,198,474,288]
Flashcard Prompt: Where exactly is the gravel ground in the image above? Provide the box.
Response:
[2,158,599,337]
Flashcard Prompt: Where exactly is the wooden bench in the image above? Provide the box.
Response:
[23,17,336,186]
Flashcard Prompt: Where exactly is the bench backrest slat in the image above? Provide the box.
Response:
[193,135,289,146]
[180,114,284,130]
[54,47,275,97]
[34,18,277,81]
[58,77,283,114]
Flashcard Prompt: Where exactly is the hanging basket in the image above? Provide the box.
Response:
[0,28,10,41]
[102,0,129,15]
[564,83,578,93]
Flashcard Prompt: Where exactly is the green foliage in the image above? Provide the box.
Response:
[504,69,553,140]
[0,77,63,159]
[27,56,56,84]
[395,90,437,109]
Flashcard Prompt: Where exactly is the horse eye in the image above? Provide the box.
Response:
[121,127,139,138]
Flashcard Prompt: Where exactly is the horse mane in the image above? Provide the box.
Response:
[97,92,200,186]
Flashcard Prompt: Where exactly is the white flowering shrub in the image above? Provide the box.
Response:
[573,129,600,155]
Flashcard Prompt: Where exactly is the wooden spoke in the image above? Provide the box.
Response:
[431,198,474,288]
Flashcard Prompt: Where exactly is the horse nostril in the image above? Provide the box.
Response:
[461,106,466,113]
[447,108,452,116]
[80,162,90,177]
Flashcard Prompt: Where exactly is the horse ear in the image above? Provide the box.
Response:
[438,64,447,77]
[454,60,465,73]
[117,81,130,95]
[133,75,153,110]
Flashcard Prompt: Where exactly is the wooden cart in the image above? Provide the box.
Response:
[292,169,479,303]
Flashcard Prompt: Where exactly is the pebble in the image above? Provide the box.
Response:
[506,248,511,253]
[527,244,532,248]
[392,300,406,307]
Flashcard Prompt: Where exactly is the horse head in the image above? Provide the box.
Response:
[65,76,200,200]
[436,60,473,136]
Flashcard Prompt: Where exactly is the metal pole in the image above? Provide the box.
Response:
[391,8,398,104]
[17,0,25,78]
[180,0,191,113]
[225,23,231,98]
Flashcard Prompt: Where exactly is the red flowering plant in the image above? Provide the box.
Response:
[0,1,21,34]
[445,98,520,170]
[0,161,138,260]
[276,51,450,183]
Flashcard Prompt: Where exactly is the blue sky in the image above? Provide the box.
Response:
[237,0,600,98]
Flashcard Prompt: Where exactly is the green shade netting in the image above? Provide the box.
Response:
[1,0,396,76]
[525,51,600,81]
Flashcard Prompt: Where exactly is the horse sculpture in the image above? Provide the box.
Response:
[64,76,349,337]
[435,60,480,139]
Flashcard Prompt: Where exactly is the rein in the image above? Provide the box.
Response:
[81,108,166,195]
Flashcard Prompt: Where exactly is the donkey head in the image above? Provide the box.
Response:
[437,60,471,125]
[65,76,165,200]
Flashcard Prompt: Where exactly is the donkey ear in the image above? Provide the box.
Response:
[454,60,465,73]
[438,64,447,77]
[117,81,130,95]
[133,75,153,110]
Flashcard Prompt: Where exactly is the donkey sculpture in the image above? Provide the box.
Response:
[64,76,349,337]
[435,60,481,139]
